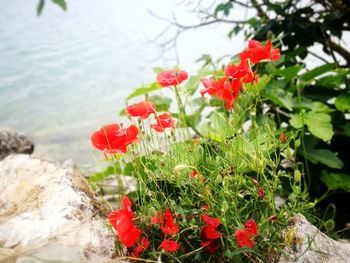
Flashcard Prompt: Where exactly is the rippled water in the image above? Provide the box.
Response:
[0,0,244,168]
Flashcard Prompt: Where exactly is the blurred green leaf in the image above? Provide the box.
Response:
[321,171,350,191]
[263,79,294,110]
[119,108,127,116]
[127,82,162,100]
[290,111,333,141]
[88,165,122,184]
[304,112,333,141]
[343,123,350,137]
[276,65,304,81]
[289,114,303,128]
[196,54,212,68]
[52,0,67,11]
[185,68,211,95]
[335,92,350,112]
[37,0,45,16]
[149,95,172,112]
[305,149,343,169]
[214,2,233,16]
[300,63,336,82]
[317,70,348,89]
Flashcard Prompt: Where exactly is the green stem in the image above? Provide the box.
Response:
[174,85,202,137]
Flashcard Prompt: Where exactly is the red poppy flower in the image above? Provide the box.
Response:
[244,219,258,235]
[240,40,280,64]
[107,196,141,248]
[151,113,175,132]
[126,101,156,119]
[235,229,255,248]
[91,123,139,154]
[130,237,149,258]
[159,240,180,252]
[160,209,179,236]
[235,218,258,248]
[200,77,241,109]
[157,69,188,87]
[200,214,221,254]
[224,59,257,84]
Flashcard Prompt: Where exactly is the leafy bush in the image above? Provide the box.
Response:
[90,40,313,262]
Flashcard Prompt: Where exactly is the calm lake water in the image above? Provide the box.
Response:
[0,0,245,168]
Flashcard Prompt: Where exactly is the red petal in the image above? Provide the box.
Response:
[248,39,262,49]
[203,225,221,240]
[91,124,120,151]
[235,229,255,248]
[159,240,180,252]
[201,214,220,228]
[244,218,258,235]
[126,101,156,119]
[157,70,188,86]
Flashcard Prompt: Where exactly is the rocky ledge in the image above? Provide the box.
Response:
[0,154,115,262]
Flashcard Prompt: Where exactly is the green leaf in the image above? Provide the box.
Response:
[127,82,162,100]
[37,0,45,16]
[300,63,336,82]
[214,2,233,16]
[343,122,350,137]
[51,0,67,11]
[185,68,211,95]
[321,171,350,191]
[304,112,333,141]
[263,79,294,111]
[276,65,304,81]
[305,149,343,169]
[196,54,212,67]
[289,114,303,128]
[119,108,127,116]
[88,165,122,184]
[149,95,172,112]
[335,92,350,112]
[317,70,348,89]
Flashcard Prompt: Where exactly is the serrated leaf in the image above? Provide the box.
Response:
[335,92,350,112]
[320,171,350,191]
[304,112,333,141]
[127,82,162,100]
[300,63,336,82]
[289,114,303,128]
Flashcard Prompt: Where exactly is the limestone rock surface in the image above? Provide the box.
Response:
[279,214,350,263]
[0,154,115,263]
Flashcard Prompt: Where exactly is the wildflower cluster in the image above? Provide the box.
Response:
[90,40,308,262]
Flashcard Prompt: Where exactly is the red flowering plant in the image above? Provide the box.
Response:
[90,39,311,262]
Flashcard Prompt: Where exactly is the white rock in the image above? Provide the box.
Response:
[279,214,350,263]
[0,154,115,262]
